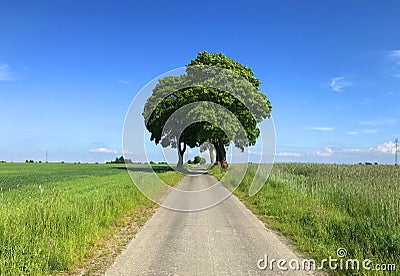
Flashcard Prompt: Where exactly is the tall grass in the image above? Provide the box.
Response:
[211,163,399,275]
[0,163,183,275]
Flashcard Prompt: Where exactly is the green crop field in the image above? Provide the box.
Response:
[2,162,398,275]
[0,162,183,275]
[211,163,400,275]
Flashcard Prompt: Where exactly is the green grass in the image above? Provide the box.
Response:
[0,163,183,275]
[210,163,399,275]
[0,163,122,192]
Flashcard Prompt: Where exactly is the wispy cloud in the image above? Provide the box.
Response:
[277,152,302,157]
[0,63,16,81]
[362,129,378,134]
[361,121,375,126]
[314,147,334,157]
[248,149,263,156]
[330,77,352,92]
[388,50,400,59]
[347,131,358,135]
[361,118,397,126]
[118,79,130,85]
[392,63,400,78]
[309,127,334,131]
[90,147,118,154]
[387,50,400,78]
[361,98,372,105]
[340,148,365,153]
[122,149,134,155]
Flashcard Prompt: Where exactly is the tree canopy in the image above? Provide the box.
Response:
[142,51,272,168]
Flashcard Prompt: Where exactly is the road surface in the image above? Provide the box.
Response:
[106,167,314,275]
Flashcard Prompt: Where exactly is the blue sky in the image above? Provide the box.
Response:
[1,0,399,164]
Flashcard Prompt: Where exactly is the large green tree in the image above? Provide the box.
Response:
[143,51,272,168]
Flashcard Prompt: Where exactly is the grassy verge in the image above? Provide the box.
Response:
[209,163,399,275]
[0,163,183,275]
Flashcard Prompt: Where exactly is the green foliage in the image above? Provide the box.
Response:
[106,155,133,164]
[216,163,400,275]
[0,163,183,275]
[193,156,201,164]
[208,165,226,179]
[193,155,206,165]
[142,51,272,166]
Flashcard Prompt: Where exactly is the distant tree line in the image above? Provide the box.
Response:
[106,156,133,164]
[360,162,379,165]
[149,161,168,165]
[187,155,206,165]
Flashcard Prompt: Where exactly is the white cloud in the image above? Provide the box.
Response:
[362,98,372,104]
[90,147,118,154]
[123,149,134,155]
[374,141,399,154]
[347,131,358,135]
[277,152,302,157]
[360,120,376,126]
[360,118,396,126]
[387,51,400,78]
[340,148,365,153]
[118,79,130,85]
[314,147,334,157]
[309,127,334,131]
[388,50,400,59]
[362,129,378,134]
[247,149,262,156]
[330,77,352,92]
[385,118,396,125]
[393,62,400,78]
[0,63,16,81]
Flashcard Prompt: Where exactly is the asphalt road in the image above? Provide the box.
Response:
[106,167,314,275]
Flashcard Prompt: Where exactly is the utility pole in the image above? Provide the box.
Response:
[46,150,48,163]
[395,138,399,166]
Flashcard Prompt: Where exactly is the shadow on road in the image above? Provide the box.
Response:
[116,164,210,175]
[116,165,175,173]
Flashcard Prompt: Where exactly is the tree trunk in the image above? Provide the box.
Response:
[214,140,228,169]
[177,142,186,168]
[209,147,215,165]
[213,142,219,166]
